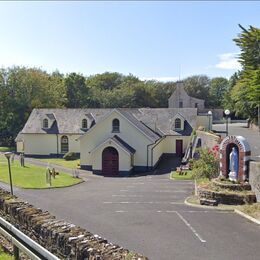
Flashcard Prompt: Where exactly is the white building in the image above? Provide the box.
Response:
[16,107,211,176]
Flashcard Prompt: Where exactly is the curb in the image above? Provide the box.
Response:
[234,209,260,225]
[184,196,234,211]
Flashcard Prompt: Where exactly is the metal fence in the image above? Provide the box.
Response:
[0,216,59,260]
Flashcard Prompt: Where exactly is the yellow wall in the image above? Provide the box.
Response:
[20,134,81,155]
[91,142,132,172]
[151,136,190,166]
[80,110,152,168]
[16,141,24,153]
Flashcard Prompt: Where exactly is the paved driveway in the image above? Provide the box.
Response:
[0,169,259,260]
[213,123,260,159]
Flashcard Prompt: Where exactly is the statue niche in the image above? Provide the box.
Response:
[219,136,251,182]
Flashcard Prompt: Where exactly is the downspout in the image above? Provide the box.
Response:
[56,134,59,157]
[146,142,155,171]
[151,136,166,169]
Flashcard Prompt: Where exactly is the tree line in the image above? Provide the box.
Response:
[0,25,258,145]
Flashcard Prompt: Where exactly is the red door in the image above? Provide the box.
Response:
[102,147,119,175]
[176,140,183,156]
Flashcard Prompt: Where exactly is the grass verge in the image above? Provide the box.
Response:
[170,170,193,180]
[0,157,82,189]
[0,247,12,260]
[0,147,15,152]
[39,158,80,169]
[238,203,260,220]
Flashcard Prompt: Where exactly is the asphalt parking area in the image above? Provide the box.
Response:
[0,173,259,260]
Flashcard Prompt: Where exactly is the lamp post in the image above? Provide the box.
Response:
[208,110,212,131]
[4,152,14,195]
[224,109,230,136]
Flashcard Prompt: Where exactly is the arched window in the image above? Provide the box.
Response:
[43,118,48,128]
[175,118,181,129]
[61,136,69,153]
[112,119,120,132]
[82,119,88,129]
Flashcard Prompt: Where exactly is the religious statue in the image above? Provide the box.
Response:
[229,147,238,181]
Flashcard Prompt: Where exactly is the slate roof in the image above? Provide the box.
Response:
[19,108,197,139]
[112,135,136,154]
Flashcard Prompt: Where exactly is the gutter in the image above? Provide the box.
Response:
[56,134,59,157]
[146,142,155,171]
[151,136,166,167]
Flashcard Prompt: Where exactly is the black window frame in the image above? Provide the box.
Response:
[175,118,181,129]
[61,135,69,153]
[112,118,120,133]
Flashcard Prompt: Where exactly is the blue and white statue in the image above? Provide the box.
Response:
[229,147,239,181]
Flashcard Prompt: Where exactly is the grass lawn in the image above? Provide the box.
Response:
[0,146,15,152]
[0,247,12,260]
[39,158,80,169]
[0,157,82,189]
[238,203,260,220]
[170,170,193,180]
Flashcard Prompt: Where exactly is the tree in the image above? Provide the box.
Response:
[86,72,124,90]
[230,25,260,122]
[234,24,260,70]
[0,67,66,145]
[208,77,229,108]
[65,73,89,108]
[183,75,210,106]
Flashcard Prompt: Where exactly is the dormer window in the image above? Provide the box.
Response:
[43,118,48,128]
[112,119,120,132]
[175,118,181,129]
[82,119,88,129]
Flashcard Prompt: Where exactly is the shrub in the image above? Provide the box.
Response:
[63,152,79,161]
[192,148,219,180]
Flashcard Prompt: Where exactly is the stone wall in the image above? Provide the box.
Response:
[197,187,256,205]
[196,130,221,150]
[249,161,260,202]
[0,189,147,260]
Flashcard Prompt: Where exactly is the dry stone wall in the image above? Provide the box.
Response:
[197,187,256,205]
[0,189,147,260]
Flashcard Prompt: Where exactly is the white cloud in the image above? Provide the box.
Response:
[140,76,179,82]
[215,53,241,70]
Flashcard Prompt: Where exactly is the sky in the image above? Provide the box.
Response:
[0,1,259,81]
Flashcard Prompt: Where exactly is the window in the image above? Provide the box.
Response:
[112,119,120,132]
[61,136,69,153]
[43,119,48,128]
[179,101,183,108]
[195,103,198,108]
[175,118,181,129]
[82,119,88,129]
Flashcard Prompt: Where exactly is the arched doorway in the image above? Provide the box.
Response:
[102,147,119,176]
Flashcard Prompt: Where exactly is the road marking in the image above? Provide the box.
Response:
[104,201,183,204]
[115,210,127,213]
[184,210,232,214]
[120,190,128,192]
[155,190,187,193]
[175,211,206,243]
[112,195,142,197]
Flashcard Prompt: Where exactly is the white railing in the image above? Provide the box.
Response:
[0,216,60,260]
